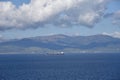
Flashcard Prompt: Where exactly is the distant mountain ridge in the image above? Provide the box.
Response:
[0,34,120,54]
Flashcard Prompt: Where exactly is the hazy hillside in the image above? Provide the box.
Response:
[0,34,120,54]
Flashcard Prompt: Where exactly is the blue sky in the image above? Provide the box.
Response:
[0,0,120,39]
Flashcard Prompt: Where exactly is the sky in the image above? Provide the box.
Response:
[0,0,120,39]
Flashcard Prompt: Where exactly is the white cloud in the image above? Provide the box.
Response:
[0,2,16,29]
[102,32,120,38]
[78,11,100,27]
[0,0,110,30]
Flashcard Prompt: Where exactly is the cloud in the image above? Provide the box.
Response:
[0,34,2,38]
[0,34,4,42]
[102,32,120,38]
[112,10,120,26]
[104,10,120,27]
[0,0,110,30]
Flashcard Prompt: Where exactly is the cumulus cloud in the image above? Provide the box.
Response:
[0,0,110,30]
[102,32,120,38]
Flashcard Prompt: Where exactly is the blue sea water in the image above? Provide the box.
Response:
[0,53,120,80]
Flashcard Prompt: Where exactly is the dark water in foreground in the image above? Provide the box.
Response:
[0,53,120,80]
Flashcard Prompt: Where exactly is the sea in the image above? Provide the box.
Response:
[0,53,120,80]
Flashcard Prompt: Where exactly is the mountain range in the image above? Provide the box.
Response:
[0,34,120,54]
